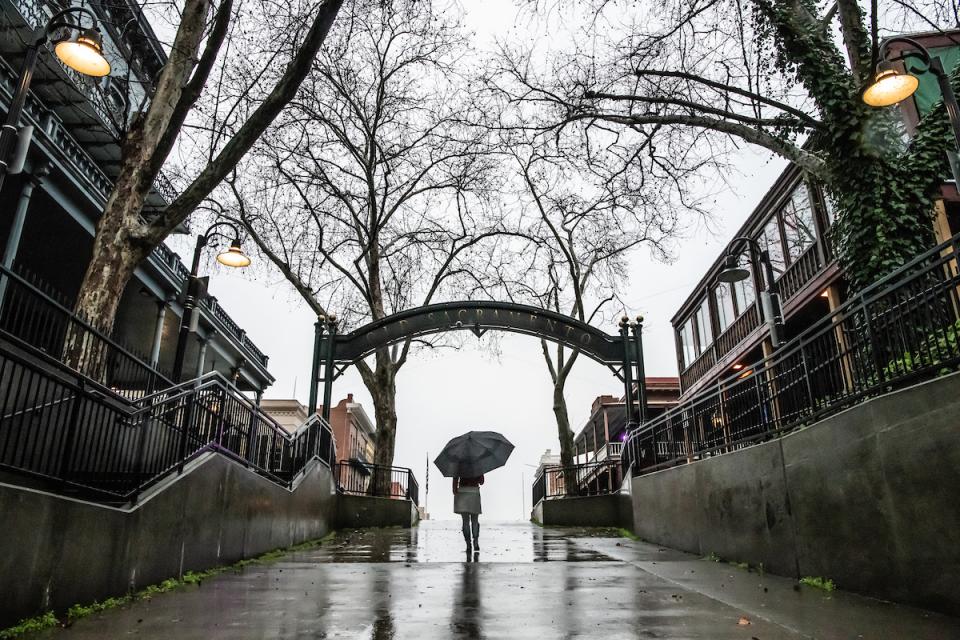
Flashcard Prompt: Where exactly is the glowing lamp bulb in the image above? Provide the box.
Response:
[55,29,111,77]
[862,63,919,107]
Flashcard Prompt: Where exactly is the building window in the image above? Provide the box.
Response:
[760,216,787,276]
[680,318,696,368]
[694,299,713,351]
[733,276,755,311]
[715,282,736,332]
[782,185,817,260]
[679,297,716,368]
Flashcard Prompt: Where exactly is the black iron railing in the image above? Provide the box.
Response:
[0,264,172,400]
[531,459,623,506]
[626,231,960,476]
[0,338,335,502]
[532,470,546,507]
[335,461,419,505]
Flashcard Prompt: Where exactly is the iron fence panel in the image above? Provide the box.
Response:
[335,461,419,505]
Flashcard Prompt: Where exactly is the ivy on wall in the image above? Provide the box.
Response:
[754,0,955,291]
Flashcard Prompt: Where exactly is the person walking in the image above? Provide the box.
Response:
[454,474,484,551]
[435,430,513,555]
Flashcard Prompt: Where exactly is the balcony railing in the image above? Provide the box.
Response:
[778,245,825,302]
[679,342,717,392]
[589,441,623,463]
[531,459,623,505]
[680,242,833,392]
[626,231,960,477]
[714,303,761,364]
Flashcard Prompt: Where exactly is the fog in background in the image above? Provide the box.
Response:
[167,0,790,521]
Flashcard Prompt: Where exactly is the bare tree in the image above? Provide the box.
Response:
[498,0,959,289]
[230,0,517,468]
[498,129,681,480]
[68,0,345,350]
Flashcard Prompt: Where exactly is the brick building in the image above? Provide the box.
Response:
[323,393,376,464]
[572,378,681,464]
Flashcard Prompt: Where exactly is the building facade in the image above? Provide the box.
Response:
[572,378,681,464]
[534,448,563,496]
[324,393,376,464]
[671,30,960,400]
[671,164,839,397]
[0,0,272,396]
[260,399,310,434]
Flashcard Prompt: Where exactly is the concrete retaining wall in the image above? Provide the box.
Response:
[631,371,960,615]
[336,494,419,529]
[532,493,633,528]
[0,454,338,628]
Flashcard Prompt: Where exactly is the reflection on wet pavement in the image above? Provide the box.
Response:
[31,521,960,640]
[305,521,618,563]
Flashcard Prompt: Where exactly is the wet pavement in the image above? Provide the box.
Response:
[32,521,960,639]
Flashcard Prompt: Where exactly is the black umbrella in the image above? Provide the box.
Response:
[434,430,514,478]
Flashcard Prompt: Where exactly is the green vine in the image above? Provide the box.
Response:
[752,0,952,291]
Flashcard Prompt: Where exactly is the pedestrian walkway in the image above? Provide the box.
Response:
[31,521,960,639]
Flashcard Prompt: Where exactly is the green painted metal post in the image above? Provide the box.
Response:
[631,318,649,424]
[619,318,636,423]
[308,317,324,415]
[321,320,337,424]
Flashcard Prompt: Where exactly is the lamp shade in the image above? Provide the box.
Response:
[216,239,251,268]
[862,62,919,107]
[717,254,750,283]
[55,29,111,77]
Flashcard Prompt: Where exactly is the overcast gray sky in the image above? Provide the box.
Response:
[167,0,790,521]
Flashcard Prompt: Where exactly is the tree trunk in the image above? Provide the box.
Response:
[70,0,344,348]
[551,375,577,496]
[64,209,149,376]
[73,200,151,334]
[69,0,209,343]
[366,352,398,498]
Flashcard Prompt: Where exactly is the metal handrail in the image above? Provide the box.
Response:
[0,338,335,502]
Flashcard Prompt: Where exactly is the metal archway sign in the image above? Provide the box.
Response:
[308,301,648,427]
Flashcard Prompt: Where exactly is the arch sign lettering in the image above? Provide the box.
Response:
[307,301,648,427]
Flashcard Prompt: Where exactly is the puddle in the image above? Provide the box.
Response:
[297,521,620,563]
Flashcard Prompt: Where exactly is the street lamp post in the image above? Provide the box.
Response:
[630,316,648,424]
[0,7,111,193]
[718,236,785,348]
[171,221,251,382]
[862,36,960,184]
